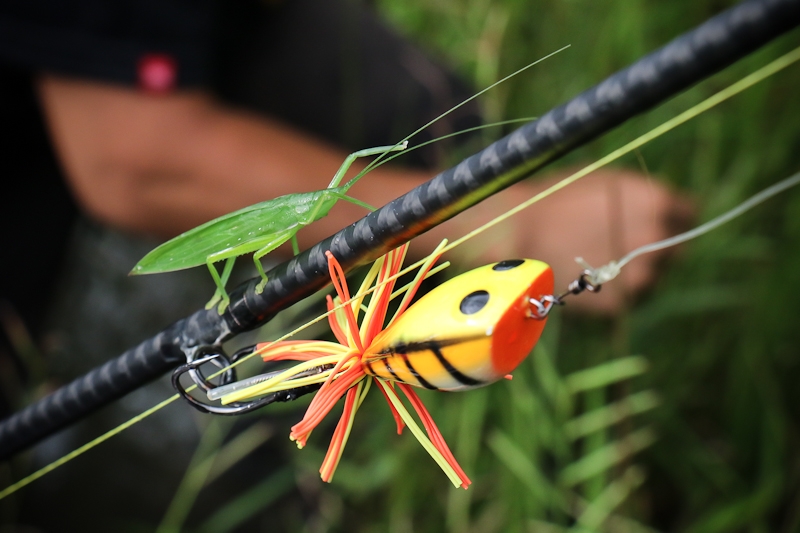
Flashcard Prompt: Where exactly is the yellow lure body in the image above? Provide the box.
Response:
[363,259,554,391]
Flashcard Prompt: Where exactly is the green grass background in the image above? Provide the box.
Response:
[138,1,800,531]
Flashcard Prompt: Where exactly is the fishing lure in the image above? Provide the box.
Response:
[362,258,553,391]
[130,143,407,312]
[212,242,554,487]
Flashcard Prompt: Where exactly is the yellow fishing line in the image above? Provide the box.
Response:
[3,43,799,501]
[0,394,180,500]
[443,44,800,256]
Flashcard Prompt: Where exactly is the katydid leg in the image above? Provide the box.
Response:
[327,143,408,188]
[252,228,299,293]
[328,191,376,212]
[205,229,295,310]
[205,257,237,309]
[205,256,236,311]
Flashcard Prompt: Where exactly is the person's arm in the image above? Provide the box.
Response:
[38,74,689,313]
[37,74,429,243]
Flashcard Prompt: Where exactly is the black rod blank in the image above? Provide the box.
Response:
[0,0,797,459]
[225,0,800,331]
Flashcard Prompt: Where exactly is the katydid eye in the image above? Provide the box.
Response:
[460,290,489,315]
[493,260,524,271]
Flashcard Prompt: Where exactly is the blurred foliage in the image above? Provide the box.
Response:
[344,0,798,531]
[157,1,800,531]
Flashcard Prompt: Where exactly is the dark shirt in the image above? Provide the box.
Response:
[0,0,215,86]
[0,0,220,344]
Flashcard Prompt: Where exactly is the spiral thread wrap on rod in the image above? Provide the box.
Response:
[0,0,797,459]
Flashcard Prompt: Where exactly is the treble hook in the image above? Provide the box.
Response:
[172,345,327,415]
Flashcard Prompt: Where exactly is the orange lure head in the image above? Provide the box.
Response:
[363,259,554,391]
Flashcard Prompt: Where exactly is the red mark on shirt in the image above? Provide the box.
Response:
[138,54,177,94]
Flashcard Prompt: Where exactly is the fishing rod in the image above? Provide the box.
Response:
[0,0,797,459]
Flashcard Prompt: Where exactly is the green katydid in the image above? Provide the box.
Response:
[131,143,407,313]
[131,49,566,313]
